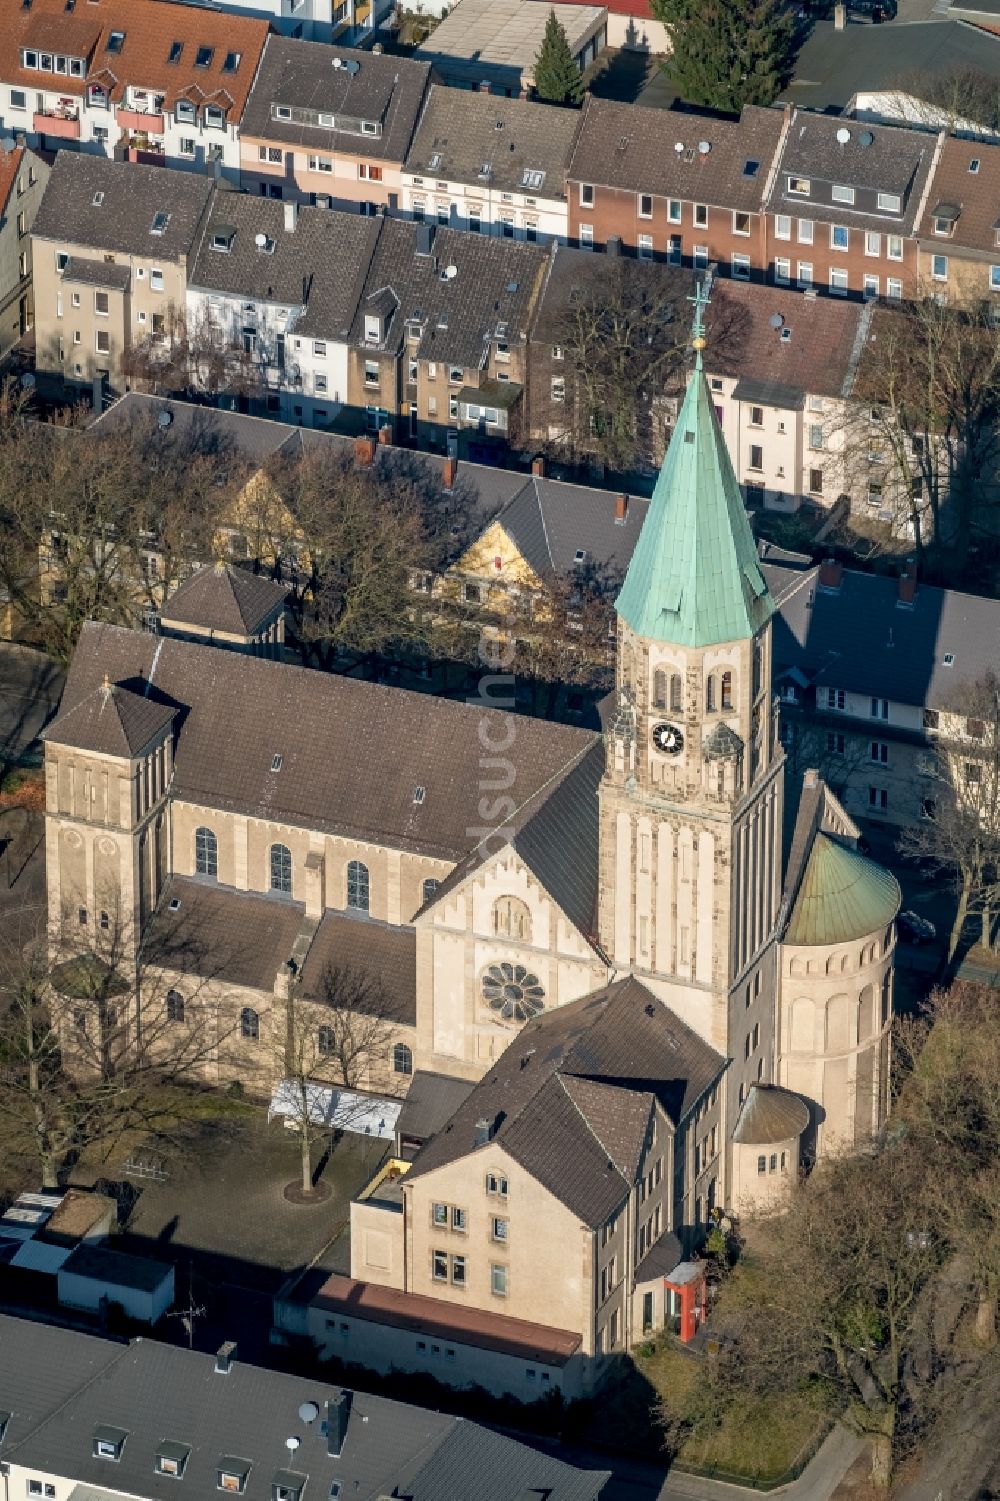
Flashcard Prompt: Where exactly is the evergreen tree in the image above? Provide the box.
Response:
[533,10,584,106]
[651,0,794,112]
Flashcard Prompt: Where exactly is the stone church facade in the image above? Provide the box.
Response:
[43,331,900,1304]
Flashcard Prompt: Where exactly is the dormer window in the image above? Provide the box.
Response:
[211,226,236,252]
[176,99,196,123]
[272,1474,306,1501]
[157,1442,192,1478]
[364,313,382,342]
[93,1427,128,1461]
[931,202,960,236]
[275,105,291,120]
[831,184,854,204]
[218,1460,252,1494]
[106,29,125,52]
[787,176,809,196]
[361,120,378,135]
[877,192,901,212]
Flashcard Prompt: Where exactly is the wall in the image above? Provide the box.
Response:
[729,1132,800,1217]
[399,178,568,245]
[567,186,767,275]
[0,149,48,359]
[239,137,402,211]
[57,1263,175,1322]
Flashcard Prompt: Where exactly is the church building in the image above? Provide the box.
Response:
[42,303,900,1389]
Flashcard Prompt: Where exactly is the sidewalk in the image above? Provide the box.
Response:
[660,1428,866,1501]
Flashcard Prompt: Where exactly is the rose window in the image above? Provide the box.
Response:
[481,962,546,1024]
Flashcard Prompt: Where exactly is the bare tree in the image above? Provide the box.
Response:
[120,302,263,403]
[282,963,402,1197]
[886,65,1000,134]
[898,671,1000,961]
[503,560,619,710]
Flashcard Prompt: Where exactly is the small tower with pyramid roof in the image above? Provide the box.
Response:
[599,283,785,1151]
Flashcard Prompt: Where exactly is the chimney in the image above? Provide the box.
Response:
[474,1117,491,1148]
[817,557,843,591]
[834,1,846,26]
[531,455,545,477]
[442,455,457,488]
[415,221,434,257]
[325,1392,352,1457]
[214,1341,237,1375]
[898,560,918,605]
[607,234,621,259]
[377,423,392,447]
[354,434,376,466]
[614,493,628,525]
[283,200,297,233]
[803,768,818,789]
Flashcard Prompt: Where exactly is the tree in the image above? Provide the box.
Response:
[532,10,584,106]
[505,559,619,709]
[0,902,236,1188]
[281,963,403,1198]
[709,1141,945,1488]
[897,671,1000,962]
[885,65,1000,134]
[651,0,794,112]
[896,982,1000,1348]
[120,302,264,403]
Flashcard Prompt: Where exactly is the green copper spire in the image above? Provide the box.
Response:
[615,281,774,648]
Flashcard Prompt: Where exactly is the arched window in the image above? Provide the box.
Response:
[270,843,292,895]
[240,1006,259,1041]
[721,670,734,711]
[422,877,439,904]
[166,989,185,1024]
[195,826,217,879]
[669,674,683,713]
[493,896,531,942]
[318,1025,335,1056]
[393,1042,413,1076]
[653,669,667,709]
[347,860,370,912]
[706,675,717,713]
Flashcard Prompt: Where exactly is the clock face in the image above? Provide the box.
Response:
[652,721,684,756]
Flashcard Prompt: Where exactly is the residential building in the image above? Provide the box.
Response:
[414,0,607,97]
[31,155,214,394]
[400,87,580,243]
[913,134,1000,300]
[565,98,785,272]
[186,194,380,425]
[345,219,549,454]
[0,144,48,359]
[186,0,362,46]
[238,37,430,210]
[0,0,269,180]
[763,111,941,300]
[0,1314,609,1500]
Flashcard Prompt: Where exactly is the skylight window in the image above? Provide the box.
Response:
[521,168,544,189]
[195,45,215,68]
[413,785,426,804]
[92,191,104,206]
[943,652,955,666]
[221,50,241,73]
[271,754,283,772]
[106,28,125,53]
[150,211,170,235]
[743,158,760,178]
[168,40,183,63]
[969,157,981,173]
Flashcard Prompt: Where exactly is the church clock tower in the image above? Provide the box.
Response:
[598,292,784,1113]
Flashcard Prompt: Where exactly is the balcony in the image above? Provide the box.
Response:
[33,110,81,140]
[117,106,165,134]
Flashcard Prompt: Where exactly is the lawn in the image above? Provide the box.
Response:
[636,1338,829,1484]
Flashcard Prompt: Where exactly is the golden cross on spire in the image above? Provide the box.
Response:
[688,277,711,353]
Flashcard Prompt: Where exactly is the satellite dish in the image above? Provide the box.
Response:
[298,1403,320,1424]
[344,59,360,74]
[859,129,874,147]
[698,139,711,155]
[285,1437,301,1453]
[254,232,268,248]
[443,264,458,280]
[332,56,342,67]
[157,409,173,428]
[769,312,784,329]
[673,140,685,154]
[0,136,14,154]
[20,371,35,388]
[836,126,851,144]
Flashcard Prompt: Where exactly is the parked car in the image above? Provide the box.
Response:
[897,910,936,945]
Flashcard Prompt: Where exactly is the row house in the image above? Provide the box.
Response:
[565,97,786,277]
[31,154,213,394]
[238,35,430,210]
[400,86,580,244]
[0,143,49,359]
[345,219,549,455]
[913,134,1000,302]
[0,0,269,181]
[763,111,941,301]
[187,194,380,427]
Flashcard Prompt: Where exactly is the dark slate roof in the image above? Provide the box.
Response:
[348,219,549,369]
[780,18,1000,111]
[44,681,176,758]
[634,1230,684,1283]
[732,1084,810,1145]
[189,195,379,338]
[239,35,430,164]
[58,624,597,860]
[0,1318,607,1501]
[161,563,288,636]
[731,377,805,411]
[61,257,132,292]
[90,394,294,463]
[396,1070,476,1142]
[32,154,213,258]
[298,909,417,1028]
[404,85,580,194]
[567,97,784,209]
[498,475,649,578]
[406,978,725,1226]
[143,877,307,993]
[767,110,936,233]
[60,1243,172,1292]
[763,558,1000,711]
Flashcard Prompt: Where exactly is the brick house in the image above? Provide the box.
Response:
[913,134,1000,300]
